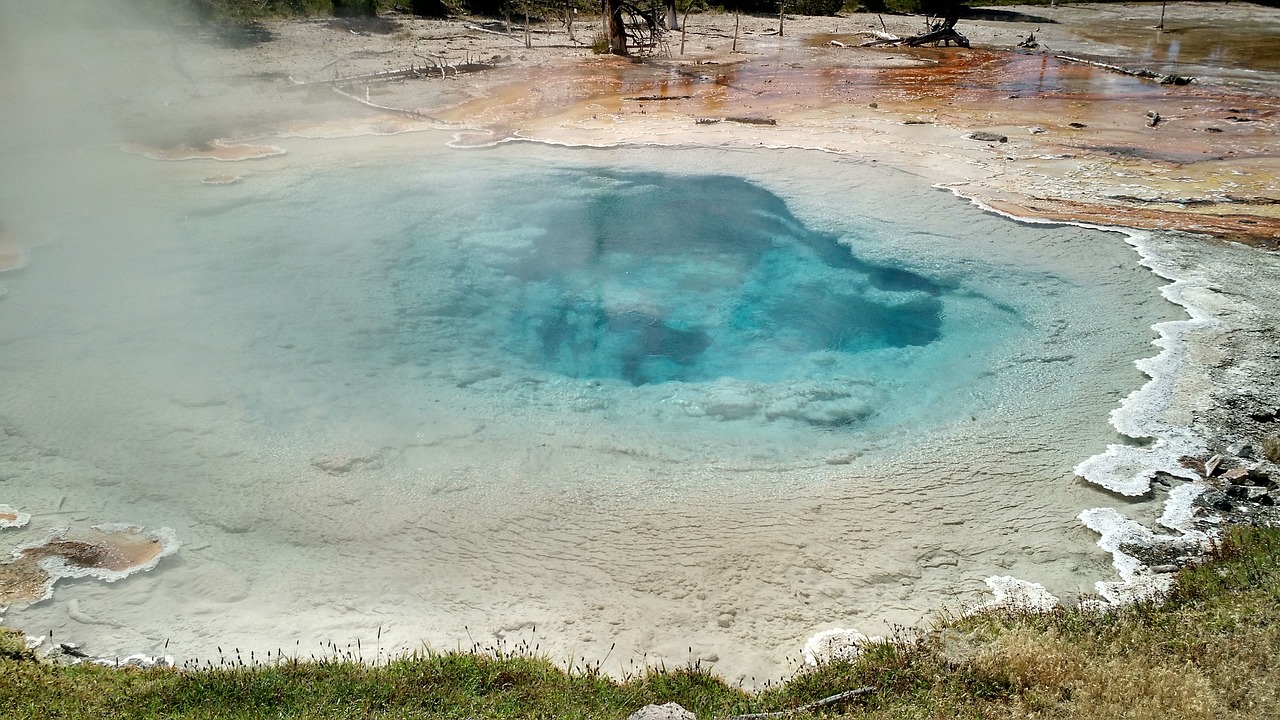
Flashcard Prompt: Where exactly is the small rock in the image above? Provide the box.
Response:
[868,101,878,108]
[1151,564,1179,574]
[1068,122,1087,128]
[59,643,88,658]
[1205,127,1223,133]
[968,131,1008,143]
[1247,463,1276,484]
[1027,126,1046,134]
[1229,443,1256,459]
[1146,110,1161,127]
[1200,490,1233,511]
[92,653,176,669]
[1225,484,1271,504]
[1205,454,1223,477]
[627,702,695,720]
[1221,467,1248,481]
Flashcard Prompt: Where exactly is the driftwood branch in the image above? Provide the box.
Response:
[329,84,453,124]
[720,687,876,720]
[1056,54,1193,85]
[858,30,900,47]
[290,61,497,88]
[856,25,969,48]
[462,23,518,39]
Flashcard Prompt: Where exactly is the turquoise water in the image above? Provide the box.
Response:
[0,139,1175,680]
[470,172,947,387]
[180,153,1029,449]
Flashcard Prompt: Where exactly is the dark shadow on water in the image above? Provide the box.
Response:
[499,171,951,385]
[960,8,1058,24]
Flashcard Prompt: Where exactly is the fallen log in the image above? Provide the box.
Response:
[329,84,453,124]
[1056,54,1193,85]
[858,31,900,47]
[624,94,694,101]
[290,61,497,87]
[905,26,969,48]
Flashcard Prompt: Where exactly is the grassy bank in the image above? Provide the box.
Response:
[2,525,1279,718]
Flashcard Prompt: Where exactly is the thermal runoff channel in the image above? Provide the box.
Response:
[0,141,1175,680]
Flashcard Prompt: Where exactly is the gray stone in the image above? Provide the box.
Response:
[968,131,1008,143]
[627,702,696,720]
[1221,467,1249,482]
[1228,442,1255,459]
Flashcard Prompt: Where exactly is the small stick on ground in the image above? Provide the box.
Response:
[721,687,877,719]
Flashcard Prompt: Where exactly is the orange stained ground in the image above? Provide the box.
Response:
[436,47,1280,244]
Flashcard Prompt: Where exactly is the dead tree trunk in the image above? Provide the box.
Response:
[905,26,969,47]
[665,0,679,30]
[904,4,968,48]
[604,0,629,55]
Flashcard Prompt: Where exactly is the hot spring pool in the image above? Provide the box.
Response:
[0,136,1178,680]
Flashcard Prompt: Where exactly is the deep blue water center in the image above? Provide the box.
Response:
[474,172,946,386]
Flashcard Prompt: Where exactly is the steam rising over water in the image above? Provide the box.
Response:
[0,137,1178,680]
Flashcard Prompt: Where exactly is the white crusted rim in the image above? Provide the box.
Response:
[0,504,31,529]
[801,627,884,666]
[971,576,1060,613]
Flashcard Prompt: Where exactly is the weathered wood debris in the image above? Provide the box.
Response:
[857,14,969,48]
[1057,54,1194,85]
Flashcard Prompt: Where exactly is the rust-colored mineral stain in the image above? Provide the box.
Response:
[121,141,286,162]
[0,526,176,609]
[0,511,16,523]
[445,46,1280,243]
[982,196,1280,251]
[0,233,25,273]
[0,560,52,607]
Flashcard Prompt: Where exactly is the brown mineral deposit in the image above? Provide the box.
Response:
[0,525,178,609]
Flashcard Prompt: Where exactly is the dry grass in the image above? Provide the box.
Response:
[1263,434,1280,464]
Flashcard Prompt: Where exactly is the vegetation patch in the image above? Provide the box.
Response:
[3,525,1279,718]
